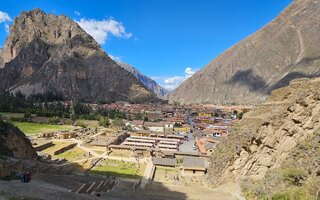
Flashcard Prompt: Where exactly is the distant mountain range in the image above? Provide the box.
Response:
[0,9,158,103]
[168,0,320,105]
[116,62,169,98]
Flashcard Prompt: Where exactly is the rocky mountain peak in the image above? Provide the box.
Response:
[1,8,100,66]
[0,9,157,103]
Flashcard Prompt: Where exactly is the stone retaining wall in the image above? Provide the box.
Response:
[53,143,77,155]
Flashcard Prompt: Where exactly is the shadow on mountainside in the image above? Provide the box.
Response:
[0,156,188,200]
[226,69,320,95]
[268,71,320,92]
[226,69,267,92]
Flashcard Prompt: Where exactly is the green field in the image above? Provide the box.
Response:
[90,160,145,179]
[12,122,74,135]
[54,147,89,162]
[0,112,25,118]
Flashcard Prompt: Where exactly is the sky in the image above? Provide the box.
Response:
[0,0,292,91]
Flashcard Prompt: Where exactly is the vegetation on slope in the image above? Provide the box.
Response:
[242,128,320,199]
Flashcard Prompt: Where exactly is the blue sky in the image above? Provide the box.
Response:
[0,0,292,90]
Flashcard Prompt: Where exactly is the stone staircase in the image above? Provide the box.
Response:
[75,177,132,195]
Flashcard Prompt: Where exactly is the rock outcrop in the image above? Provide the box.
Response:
[117,62,169,98]
[168,0,320,105]
[208,77,320,185]
[0,121,37,160]
[0,9,158,103]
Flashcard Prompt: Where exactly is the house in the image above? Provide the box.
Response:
[127,120,144,131]
[153,158,177,168]
[180,157,207,176]
[174,124,191,133]
[196,138,220,155]
[144,122,165,132]
[204,142,216,155]
[198,112,212,118]
[144,122,174,133]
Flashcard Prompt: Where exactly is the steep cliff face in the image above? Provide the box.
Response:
[117,62,169,98]
[0,121,37,160]
[0,9,158,103]
[168,0,320,105]
[208,78,320,186]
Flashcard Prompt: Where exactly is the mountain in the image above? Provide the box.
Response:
[168,0,320,105]
[208,78,320,198]
[0,9,158,103]
[116,62,169,98]
[0,120,37,160]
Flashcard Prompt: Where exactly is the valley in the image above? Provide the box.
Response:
[0,0,320,199]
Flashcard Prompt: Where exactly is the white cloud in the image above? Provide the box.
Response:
[109,54,122,62]
[0,11,11,23]
[0,11,11,34]
[5,24,9,33]
[154,67,199,91]
[185,67,196,78]
[74,11,81,16]
[76,18,132,45]
[163,76,185,91]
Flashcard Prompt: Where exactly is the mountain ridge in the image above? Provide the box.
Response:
[116,61,169,98]
[168,0,320,105]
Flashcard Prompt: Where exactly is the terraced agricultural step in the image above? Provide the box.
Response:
[76,183,88,194]
[86,182,97,194]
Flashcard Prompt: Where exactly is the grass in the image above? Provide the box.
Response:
[90,160,145,179]
[156,166,178,173]
[53,147,88,162]
[75,119,99,128]
[0,112,26,118]
[94,150,105,155]
[12,122,73,135]
[41,142,75,155]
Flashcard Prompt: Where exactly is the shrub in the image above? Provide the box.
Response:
[48,116,60,124]
[99,116,110,128]
[282,167,307,186]
[76,121,87,128]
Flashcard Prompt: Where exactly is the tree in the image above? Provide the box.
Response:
[76,121,87,128]
[49,116,60,124]
[24,113,32,120]
[112,118,125,128]
[238,112,244,119]
[99,116,110,128]
[70,100,76,122]
[173,123,182,127]
[135,113,143,120]
[143,116,149,122]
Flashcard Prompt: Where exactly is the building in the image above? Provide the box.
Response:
[127,120,144,131]
[174,124,191,133]
[180,157,207,176]
[144,122,174,133]
[153,158,177,168]
[198,112,212,118]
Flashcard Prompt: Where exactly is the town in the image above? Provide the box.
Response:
[0,100,251,197]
